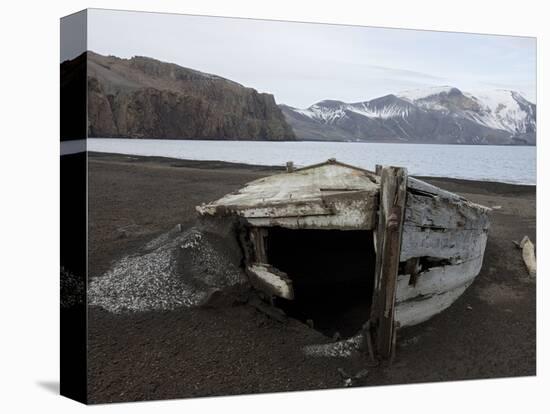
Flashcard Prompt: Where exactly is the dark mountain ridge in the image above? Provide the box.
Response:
[62,52,535,145]
[281,86,536,145]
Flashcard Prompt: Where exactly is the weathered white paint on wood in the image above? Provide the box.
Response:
[196,162,380,229]
[245,191,377,229]
[395,282,473,327]
[404,192,490,230]
[394,177,490,327]
[198,162,379,211]
[247,263,294,300]
[395,255,484,303]
[400,226,488,262]
[237,200,333,218]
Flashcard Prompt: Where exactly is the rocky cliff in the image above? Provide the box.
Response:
[85,52,295,140]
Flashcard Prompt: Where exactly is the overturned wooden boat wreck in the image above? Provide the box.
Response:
[197,159,490,357]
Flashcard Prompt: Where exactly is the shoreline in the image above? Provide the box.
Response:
[87,136,537,147]
[88,151,536,188]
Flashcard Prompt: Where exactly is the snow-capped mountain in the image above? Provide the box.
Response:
[280,86,536,145]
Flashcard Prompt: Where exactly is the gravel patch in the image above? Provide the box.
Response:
[303,333,364,358]
[88,224,248,313]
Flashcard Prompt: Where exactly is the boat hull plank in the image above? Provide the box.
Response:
[405,192,490,230]
[400,226,488,262]
[407,177,465,202]
[394,177,490,327]
[396,282,472,327]
[396,254,483,303]
[243,190,378,230]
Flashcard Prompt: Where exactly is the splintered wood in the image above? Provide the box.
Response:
[394,177,490,327]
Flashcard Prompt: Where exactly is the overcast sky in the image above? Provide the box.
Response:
[85,9,536,108]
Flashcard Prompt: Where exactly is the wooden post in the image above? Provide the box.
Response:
[250,227,268,263]
[370,166,407,359]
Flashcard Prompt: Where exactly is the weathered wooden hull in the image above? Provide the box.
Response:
[395,256,483,326]
[394,177,490,327]
[197,160,490,335]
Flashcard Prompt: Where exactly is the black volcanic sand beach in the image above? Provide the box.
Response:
[87,152,536,404]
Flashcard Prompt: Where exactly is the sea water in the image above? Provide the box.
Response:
[87,138,536,185]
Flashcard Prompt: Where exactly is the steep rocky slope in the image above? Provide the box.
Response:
[85,52,295,140]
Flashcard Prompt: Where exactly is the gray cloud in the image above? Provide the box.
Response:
[87,9,536,107]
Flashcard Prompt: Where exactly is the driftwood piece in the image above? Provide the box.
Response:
[371,166,408,359]
[519,236,536,277]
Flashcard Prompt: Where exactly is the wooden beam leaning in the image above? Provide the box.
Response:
[371,166,408,359]
[250,227,268,263]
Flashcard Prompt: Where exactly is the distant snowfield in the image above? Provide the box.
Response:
[400,86,536,134]
[289,86,536,141]
[88,138,536,185]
